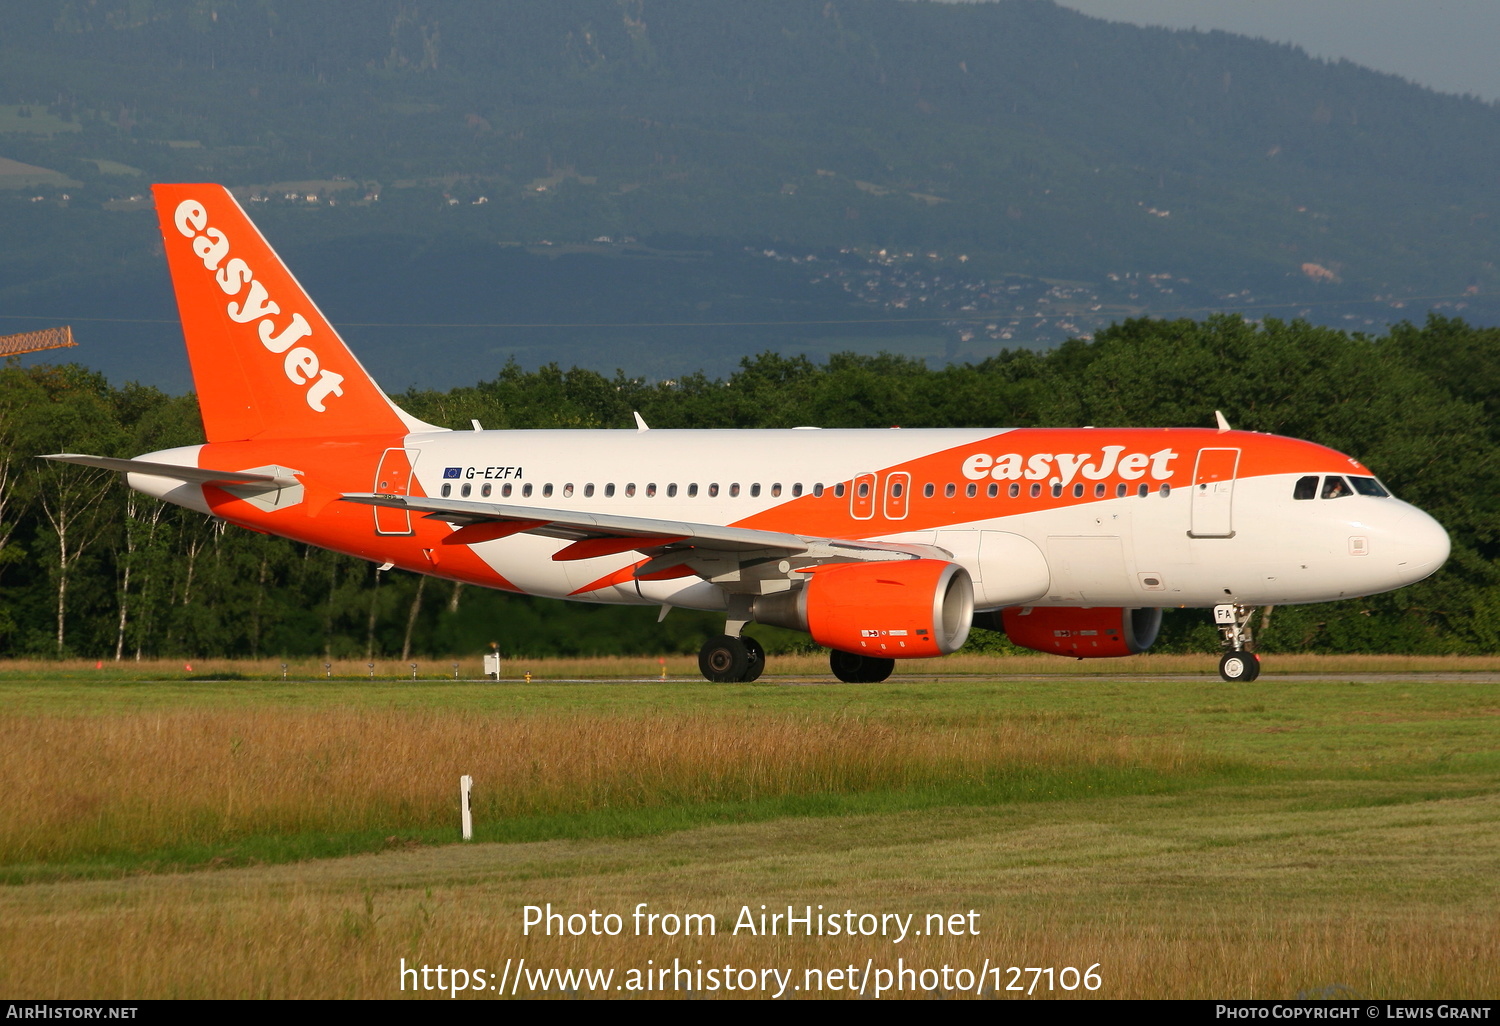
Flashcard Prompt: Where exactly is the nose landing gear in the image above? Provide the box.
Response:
[1214,603,1261,682]
[1218,649,1261,682]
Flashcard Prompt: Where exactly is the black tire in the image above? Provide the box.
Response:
[830,649,863,683]
[699,634,750,683]
[829,650,896,684]
[1218,650,1261,683]
[742,635,766,682]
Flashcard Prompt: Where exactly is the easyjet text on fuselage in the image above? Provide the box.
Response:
[962,446,1179,487]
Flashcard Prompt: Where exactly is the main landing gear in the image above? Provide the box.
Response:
[698,594,767,683]
[698,634,765,683]
[1214,603,1261,682]
[829,649,895,684]
[695,597,895,684]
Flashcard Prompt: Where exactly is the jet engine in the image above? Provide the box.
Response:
[753,558,974,657]
[983,605,1163,657]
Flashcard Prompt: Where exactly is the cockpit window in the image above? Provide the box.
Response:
[1321,476,1352,499]
[1293,475,1318,500]
[1349,476,1390,498]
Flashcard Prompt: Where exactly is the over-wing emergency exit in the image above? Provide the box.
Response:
[48,185,1450,683]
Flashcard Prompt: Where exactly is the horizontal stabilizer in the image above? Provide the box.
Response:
[41,454,299,488]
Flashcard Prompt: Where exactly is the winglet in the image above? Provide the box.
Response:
[634,411,650,433]
[1214,410,1231,433]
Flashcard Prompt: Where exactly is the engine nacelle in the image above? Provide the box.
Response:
[991,605,1163,658]
[753,559,974,657]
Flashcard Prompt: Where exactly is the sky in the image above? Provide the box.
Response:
[1039,1,1500,103]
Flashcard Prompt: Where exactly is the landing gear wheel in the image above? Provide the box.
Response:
[829,650,896,684]
[1218,650,1261,683]
[742,635,766,683]
[699,634,750,683]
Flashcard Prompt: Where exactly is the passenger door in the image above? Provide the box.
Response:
[1189,447,1239,538]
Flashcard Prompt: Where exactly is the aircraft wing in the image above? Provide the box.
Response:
[41,454,299,488]
[340,492,945,570]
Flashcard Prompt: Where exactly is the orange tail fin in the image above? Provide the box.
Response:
[153,184,422,442]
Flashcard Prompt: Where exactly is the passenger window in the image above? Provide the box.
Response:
[730,483,741,497]
[750,483,761,498]
[813,484,824,497]
[987,483,998,498]
[944,483,956,498]
[834,483,846,498]
[688,483,698,497]
[667,483,678,497]
[857,482,869,498]
[792,483,803,497]
[461,483,472,498]
[502,483,513,498]
[708,483,719,497]
[646,483,656,497]
[1030,483,1042,498]
[441,483,452,497]
[771,483,782,497]
[1159,484,1171,497]
[923,483,934,498]
[584,483,595,498]
[542,483,553,498]
[522,483,533,498]
[1137,483,1148,498]
[1051,483,1062,498]
[1115,483,1126,498]
[1073,483,1084,498]
[605,484,615,498]
[1293,475,1319,500]
[625,483,636,497]
[892,482,904,498]
[1009,483,1020,498]
[1321,476,1352,499]
[482,483,492,498]
[1350,476,1390,497]
[966,483,977,498]
[562,483,573,498]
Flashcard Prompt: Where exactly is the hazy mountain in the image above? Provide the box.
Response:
[1,0,1496,389]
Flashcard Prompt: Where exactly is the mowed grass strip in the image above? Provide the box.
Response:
[0,706,1213,879]
[0,786,1495,999]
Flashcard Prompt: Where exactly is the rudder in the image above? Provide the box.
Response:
[153,183,416,442]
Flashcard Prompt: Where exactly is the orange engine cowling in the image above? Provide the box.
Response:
[998,606,1162,657]
[752,559,974,657]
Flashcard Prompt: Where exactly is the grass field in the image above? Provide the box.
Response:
[0,660,1495,999]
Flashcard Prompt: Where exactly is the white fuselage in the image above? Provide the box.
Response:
[130,425,1451,615]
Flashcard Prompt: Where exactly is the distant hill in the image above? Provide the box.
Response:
[1,0,1497,389]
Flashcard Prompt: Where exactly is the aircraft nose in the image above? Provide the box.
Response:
[1390,508,1450,585]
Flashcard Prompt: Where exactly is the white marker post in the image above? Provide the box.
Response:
[460,774,473,841]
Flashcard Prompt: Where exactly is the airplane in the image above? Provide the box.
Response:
[47,184,1451,683]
